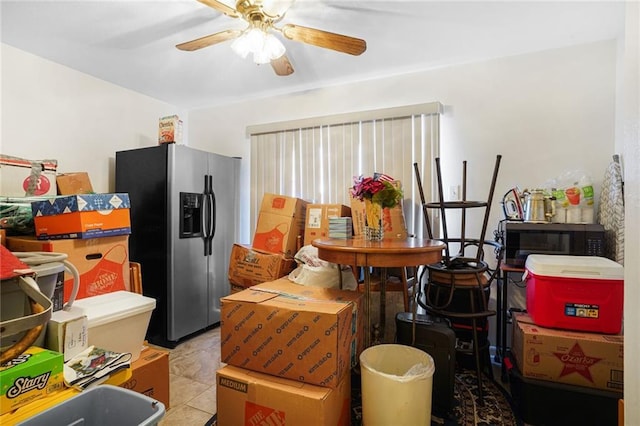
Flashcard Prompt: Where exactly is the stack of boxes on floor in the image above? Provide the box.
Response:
[0,165,169,419]
[508,254,624,425]
[220,193,363,425]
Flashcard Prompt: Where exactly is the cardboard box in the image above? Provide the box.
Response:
[31,193,131,240]
[228,243,296,291]
[0,347,65,415]
[255,277,364,365]
[0,154,57,197]
[349,181,408,239]
[304,204,352,245]
[220,279,362,388]
[252,193,308,257]
[511,313,624,392]
[55,172,94,195]
[216,365,350,426]
[7,235,131,302]
[119,346,170,409]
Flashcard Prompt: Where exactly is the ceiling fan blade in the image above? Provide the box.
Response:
[176,29,242,51]
[197,0,241,18]
[280,24,366,56]
[271,54,294,76]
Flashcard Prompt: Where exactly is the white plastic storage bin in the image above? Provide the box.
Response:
[72,291,156,361]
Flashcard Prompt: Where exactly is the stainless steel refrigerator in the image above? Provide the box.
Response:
[115,144,240,348]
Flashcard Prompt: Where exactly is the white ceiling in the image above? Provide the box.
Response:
[1,1,626,109]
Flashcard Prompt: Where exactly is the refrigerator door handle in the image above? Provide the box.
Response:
[209,190,216,241]
[202,175,210,257]
[205,175,214,256]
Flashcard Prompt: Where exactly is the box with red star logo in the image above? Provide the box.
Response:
[511,313,623,393]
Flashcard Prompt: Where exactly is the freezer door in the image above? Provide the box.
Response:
[168,145,210,341]
[207,152,240,325]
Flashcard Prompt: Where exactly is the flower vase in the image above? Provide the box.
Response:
[364,199,384,241]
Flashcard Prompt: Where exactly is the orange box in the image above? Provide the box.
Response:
[119,346,170,410]
[31,193,131,239]
[7,235,131,302]
[33,209,131,240]
[228,243,296,290]
[304,204,351,245]
[350,181,408,239]
[217,365,350,426]
[252,193,308,257]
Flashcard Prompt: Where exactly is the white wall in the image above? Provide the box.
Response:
[0,44,186,193]
[190,40,618,246]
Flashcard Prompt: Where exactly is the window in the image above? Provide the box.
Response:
[248,102,442,240]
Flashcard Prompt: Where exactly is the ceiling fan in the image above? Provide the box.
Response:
[176,0,367,76]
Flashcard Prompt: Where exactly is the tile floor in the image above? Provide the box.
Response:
[152,327,222,426]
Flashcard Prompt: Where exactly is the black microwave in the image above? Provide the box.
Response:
[503,222,605,267]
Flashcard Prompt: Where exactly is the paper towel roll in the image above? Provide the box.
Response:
[567,207,581,223]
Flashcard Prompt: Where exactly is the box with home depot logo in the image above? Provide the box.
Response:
[0,347,65,415]
[349,181,408,239]
[252,193,308,257]
[216,364,350,426]
[220,279,362,388]
[6,235,130,303]
[511,313,624,392]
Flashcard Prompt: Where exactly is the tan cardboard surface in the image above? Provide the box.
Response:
[512,313,623,393]
[220,280,358,388]
[216,365,350,426]
[119,346,170,409]
[253,193,308,257]
[304,204,352,245]
[228,243,296,290]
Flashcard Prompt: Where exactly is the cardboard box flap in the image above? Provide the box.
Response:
[514,313,624,343]
[222,288,280,304]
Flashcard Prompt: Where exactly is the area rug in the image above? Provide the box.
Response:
[351,369,521,426]
[205,369,520,426]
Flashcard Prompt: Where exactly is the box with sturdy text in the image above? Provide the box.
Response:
[252,193,308,257]
[31,193,131,239]
[0,155,57,197]
[7,235,131,302]
[55,172,94,195]
[350,181,408,239]
[119,346,170,409]
[0,347,65,415]
[220,279,360,388]
[217,365,350,426]
[304,204,352,245]
[228,243,296,291]
[158,115,183,144]
[511,313,623,392]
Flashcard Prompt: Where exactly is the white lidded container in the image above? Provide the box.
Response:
[72,291,156,361]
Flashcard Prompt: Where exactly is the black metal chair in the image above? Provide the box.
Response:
[414,155,502,401]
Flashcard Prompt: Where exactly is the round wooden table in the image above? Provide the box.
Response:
[312,237,445,347]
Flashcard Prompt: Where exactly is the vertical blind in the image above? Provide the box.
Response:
[248,102,443,241]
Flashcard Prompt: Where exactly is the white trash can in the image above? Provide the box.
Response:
[360,344,435,426]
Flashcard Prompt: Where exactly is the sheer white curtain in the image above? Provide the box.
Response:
[249,102,442,240]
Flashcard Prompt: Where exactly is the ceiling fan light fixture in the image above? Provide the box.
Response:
[263,33,286,59]
[230,34,251,58]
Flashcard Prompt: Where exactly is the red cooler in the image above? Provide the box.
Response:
[524,255,623,334]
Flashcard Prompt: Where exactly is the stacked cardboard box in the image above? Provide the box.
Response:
[217,278,361,425]
[252,193,308,257]
[229,193,308,292]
